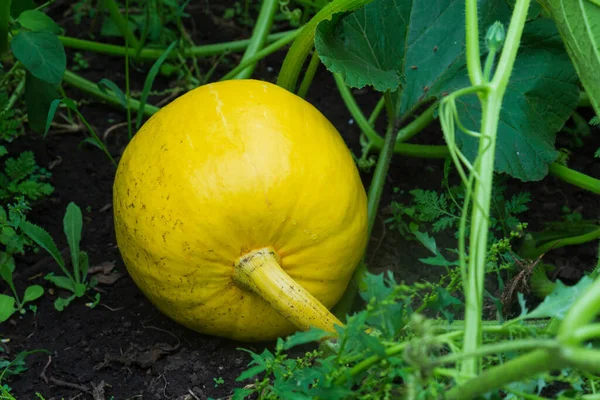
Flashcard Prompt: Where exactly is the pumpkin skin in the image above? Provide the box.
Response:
[113,79,368,342]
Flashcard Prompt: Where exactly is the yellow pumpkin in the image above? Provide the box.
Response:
[113,79,368,342]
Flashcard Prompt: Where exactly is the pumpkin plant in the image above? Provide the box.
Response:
[113,79,368,341]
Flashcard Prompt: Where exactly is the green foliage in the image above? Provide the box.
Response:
[0,151,53,202]
[387,175,531,242]
[0,91,19,143]
[315,0,580,181]
[20,202,97,311]
[10,31,66,86]
[234,271,600,399]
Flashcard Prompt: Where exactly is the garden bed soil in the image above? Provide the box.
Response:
[3,2,600,399]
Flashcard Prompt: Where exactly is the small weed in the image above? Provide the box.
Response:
[20,202,98,311]
[213,376,225,387]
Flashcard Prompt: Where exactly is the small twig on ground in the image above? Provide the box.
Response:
[188,389,201,400]
[49,377,91,394]
[40,355,52,384]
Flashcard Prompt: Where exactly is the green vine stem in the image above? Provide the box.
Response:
[0,0,9,56]
[276,0,375,92]
[62,70,159,116]
[549,163,600,194]
[233,0,279,79]
[58,30,296,60]
[459,0,531,376]
[297,50,321,98]
[220,30,300,81]
[333,73,444,157]
[446,349,560,400]
[102,0,139,49]
[525,227,600,259]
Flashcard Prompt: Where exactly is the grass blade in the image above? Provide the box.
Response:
[135,40,177,130]
[63,202,82,283]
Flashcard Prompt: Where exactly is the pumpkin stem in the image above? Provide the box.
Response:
[233,247,343,334]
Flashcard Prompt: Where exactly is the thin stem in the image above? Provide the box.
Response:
[6,79,25,111]
[58,30,296,60]
[527,227,600,258]
[62,70,159,117]
[559,346,600,374]
[447,350,560,400]
[571,324,600,343]
[277,0,375,92]
[548,163,600,194]
[297,50,321,98]
[333,74,441,155]
[434,339,557,366]
[368,96,385,125]
[234,0,279,79]
[558,275,600,345]
[0,61,19,88]
[367,91,397,238]
[125,0,132,140]
[220,30,300,81]
[103,0,139,49]
[465,0,483,86]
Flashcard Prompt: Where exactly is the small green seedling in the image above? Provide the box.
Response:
[19,202,97,311]
[0,254,44,323]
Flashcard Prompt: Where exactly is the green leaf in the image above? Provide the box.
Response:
[44,273,76,292]
[283,327,331,350]
[54,294,75,311]
[25,71,60,133]
[17,10,61,34]
[136,41,177,130]
[539,0,600,120]
[74,283,86,297]
[518,276,594,321]
[315,0,508,111]
[22,285,44,303]
[11,31,66,85]
[97,78,127,108]
[448,18,580,181]
[0,294,16,322]
[19,220,66,271]
[63,202,82,274]
[315,1,579,181]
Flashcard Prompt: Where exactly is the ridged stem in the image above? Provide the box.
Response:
[233,247,343,333]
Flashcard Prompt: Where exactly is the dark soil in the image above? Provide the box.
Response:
[2,2,599,399]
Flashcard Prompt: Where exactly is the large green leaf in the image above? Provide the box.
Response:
[11,31,66,85]
[538,0,600,118]
[315,0,510,113]
[448,18,580,181]
[314,0,580,181]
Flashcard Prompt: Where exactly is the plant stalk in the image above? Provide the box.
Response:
[234,0,279,79]
[58,30,296,60]
[233,247,343,333]
[102,0,139,49]
[277,0,375,92]
[548,163,600,194]
[460,0,531,375]
[447,349,561,400]
[297,50,321,98]
[220,30,300,81]
[62,70,159,117]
